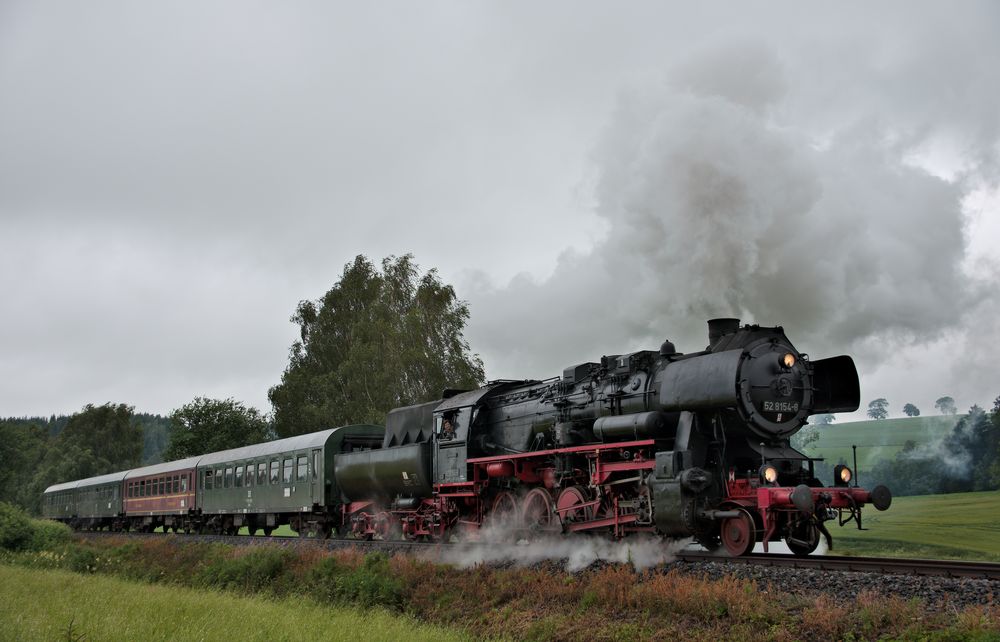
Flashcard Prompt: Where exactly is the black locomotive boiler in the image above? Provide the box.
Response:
[336,318,892,555]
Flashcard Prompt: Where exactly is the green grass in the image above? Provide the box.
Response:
[833,489,1000,561]
[0,564,471,642]
[801,415,961,474]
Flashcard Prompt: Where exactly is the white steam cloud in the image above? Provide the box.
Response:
[465,37,999,411]
[435,532,692,572]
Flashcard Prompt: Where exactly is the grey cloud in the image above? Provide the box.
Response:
[1,2,998,417]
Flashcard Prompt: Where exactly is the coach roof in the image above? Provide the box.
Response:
[196,429,338,467]
[45,470,130,494]
[124,456,203,480]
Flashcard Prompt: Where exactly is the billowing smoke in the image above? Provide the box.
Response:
[465,37,999,407]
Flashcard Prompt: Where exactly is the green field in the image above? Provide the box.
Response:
[0,565,470,642]
[800,415,961,475]
[832,489,1000,561]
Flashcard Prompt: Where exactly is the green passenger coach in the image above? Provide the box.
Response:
[43,471,128,530]
[196,424,382,536]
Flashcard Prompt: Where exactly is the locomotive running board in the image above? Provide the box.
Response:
[467,439,656,464]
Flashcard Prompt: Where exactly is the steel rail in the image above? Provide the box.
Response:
[676,551,1000,580]
[74,532,1000,580]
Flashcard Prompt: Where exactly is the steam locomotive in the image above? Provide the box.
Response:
[44,318,891,556]
[336,318,891,555]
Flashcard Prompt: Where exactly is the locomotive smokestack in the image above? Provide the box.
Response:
[707,318,740,345]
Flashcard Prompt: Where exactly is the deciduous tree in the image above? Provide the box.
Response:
[935,396,957,415]
[269,254,485,437]
[902,403,920,417]
[29,403,141,512]
[164,398,272,460]
[867,398,889,420]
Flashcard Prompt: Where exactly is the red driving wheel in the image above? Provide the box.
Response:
[720,508,756,557]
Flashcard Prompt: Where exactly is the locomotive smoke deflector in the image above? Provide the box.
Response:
[810,355,861,414]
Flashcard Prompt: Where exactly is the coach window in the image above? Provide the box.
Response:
[282,458,293,484]
[313,451,320,480]
[244,465,253,488]
[235,465,243,488]
[172,476,179,493]
[140,480,146,497]
[296,455,307,482]
[181,475,188,492]
[204,470,213,490]
[223,467,232,488]
[270,460,279,484]
[257,462,267,486]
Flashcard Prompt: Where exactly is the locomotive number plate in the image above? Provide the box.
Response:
[763,401,799,412]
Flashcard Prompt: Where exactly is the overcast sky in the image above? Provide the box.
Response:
[2,1,998,422]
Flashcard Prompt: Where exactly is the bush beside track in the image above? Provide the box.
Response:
[1,505,998,640]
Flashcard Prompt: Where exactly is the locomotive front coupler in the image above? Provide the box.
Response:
[838,494,867,531]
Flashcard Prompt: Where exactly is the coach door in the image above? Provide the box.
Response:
[310,449,322,506]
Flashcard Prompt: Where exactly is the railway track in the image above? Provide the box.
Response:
[74,531,1000,580]
[677,551,1000,580]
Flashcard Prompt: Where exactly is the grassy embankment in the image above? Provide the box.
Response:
[834,489,1000,561]
[0,564,468,642]
[800,415,959,476]
[4,528,1000,640]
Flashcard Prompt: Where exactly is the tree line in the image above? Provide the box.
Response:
[796,398,1000,497]
[866,398,1000,497]
[1,254,484,514]
[865,396,957,420]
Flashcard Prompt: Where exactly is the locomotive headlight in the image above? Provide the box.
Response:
[760,465,779,485]
[834,464,852,487]
[782,353,796,369]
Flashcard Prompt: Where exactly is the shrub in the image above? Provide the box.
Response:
[29,517,72,550]
[195,547,293,593]
[308,552,404,610]
[0,502,35,551]
[0,502,69,552]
